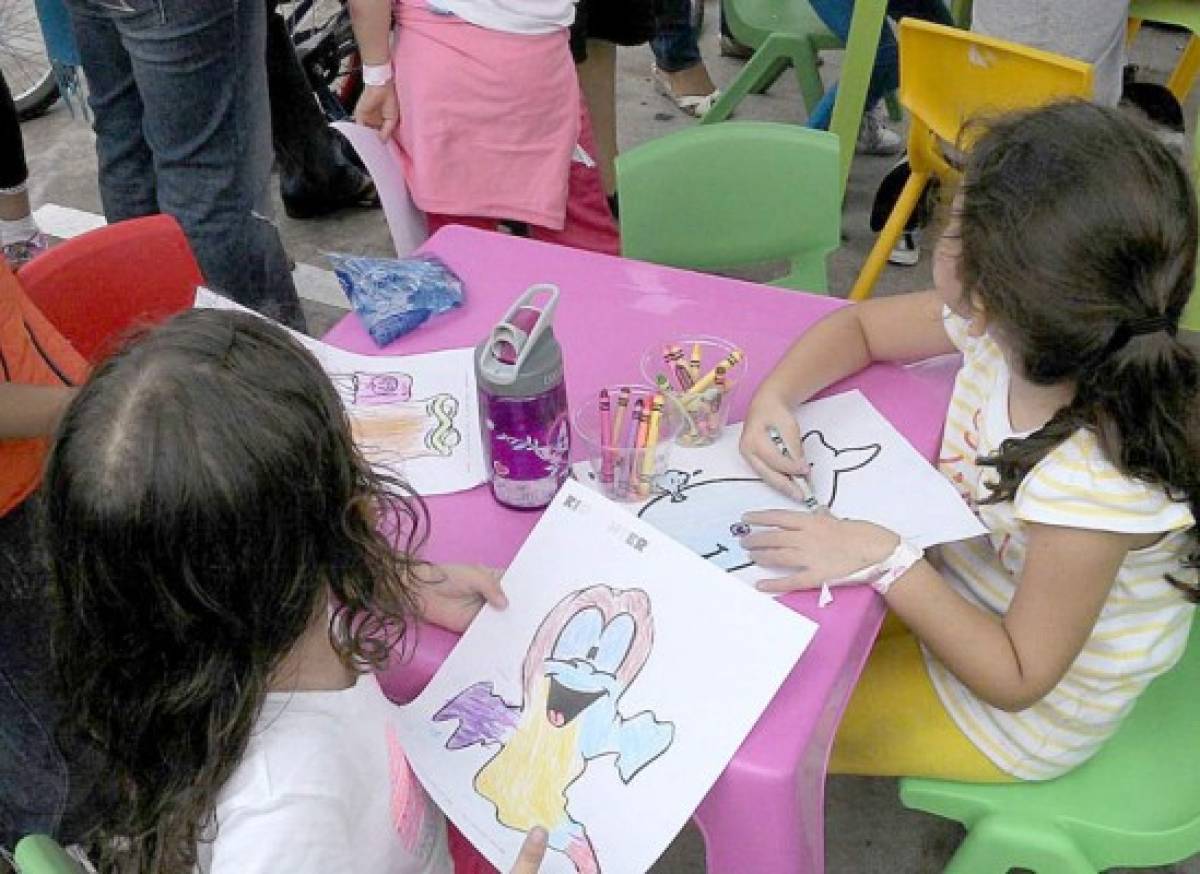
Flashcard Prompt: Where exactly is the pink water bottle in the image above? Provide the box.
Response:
[475,284,570,509]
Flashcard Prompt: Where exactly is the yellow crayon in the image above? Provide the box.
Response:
[639,394,664,496]
[689,342,702,380]
[683,348,744,400]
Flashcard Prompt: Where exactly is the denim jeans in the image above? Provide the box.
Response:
[63,0,305,330]
[651,0,701,73]
[806,0,951,130]
[0,500,108,853]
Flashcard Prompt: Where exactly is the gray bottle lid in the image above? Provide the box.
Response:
[476,284,565,398]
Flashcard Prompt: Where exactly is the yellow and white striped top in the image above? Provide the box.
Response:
[927,310,1197,780]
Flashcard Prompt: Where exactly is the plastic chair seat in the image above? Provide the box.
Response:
[617,122,841,292]
[901,613,1200,873]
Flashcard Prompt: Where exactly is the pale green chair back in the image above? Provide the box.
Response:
[700,0,888,195]
[900,611,1200,873]
[13,836,83,874]
[617,122,841,292]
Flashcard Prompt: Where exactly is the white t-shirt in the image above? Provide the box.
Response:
[930,310,1196,780]
[425,0,575,34]
[196,674,452,874]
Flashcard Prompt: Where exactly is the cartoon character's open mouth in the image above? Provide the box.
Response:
[546,677,604,728]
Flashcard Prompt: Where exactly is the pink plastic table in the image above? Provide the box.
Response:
[324,226,956,874]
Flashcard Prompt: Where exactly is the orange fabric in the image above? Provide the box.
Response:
[0,262,89,514]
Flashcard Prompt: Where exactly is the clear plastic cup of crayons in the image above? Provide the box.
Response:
[640,336,746,448]
[573,384,684,502]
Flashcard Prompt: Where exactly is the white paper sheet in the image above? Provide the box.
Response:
[331,121,428,257]
[394,480,816,874]
[574,389,985,584]
[193,288,485,495]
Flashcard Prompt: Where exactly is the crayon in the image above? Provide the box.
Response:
[766,424,820,511]
[683,348,744,400]
[639,394,664,496]
[712,366,728,413]
[599,389,614,486]
[689,342,703,380]
[611,386,631,444]
[622,398,645,497]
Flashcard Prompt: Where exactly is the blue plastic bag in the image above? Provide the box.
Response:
[327,253,465,346]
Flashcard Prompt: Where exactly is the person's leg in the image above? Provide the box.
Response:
[264,0,376,220]
[576,40,618,198]
[805,0,898,130]
[71,0,305,329]
[650,0,718,112]
[0,72,47,266]
[829,613,1012,781]
[63,1,158,223]
[887,0,953,26]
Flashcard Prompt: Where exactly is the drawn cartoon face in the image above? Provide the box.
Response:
[543,607,635,727]
[639,477,788,571]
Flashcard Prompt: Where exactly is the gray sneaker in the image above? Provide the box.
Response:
[1,231,49,268]
[856,107,903,156]
[888,230,920,266]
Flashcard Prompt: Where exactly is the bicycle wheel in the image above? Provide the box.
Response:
[279,0,361,122]
[0,0,60,120]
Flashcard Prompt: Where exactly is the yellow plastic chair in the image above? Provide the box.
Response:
[1127,0,1200,102]
[849,20,1094,301]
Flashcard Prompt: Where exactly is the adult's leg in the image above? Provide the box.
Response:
[575,40,618,197]
[0,72,47,265]
[805,0,898,130]
[69,0,305,329]
[62,1,158,222]
[650,0,717,108]
[265,0,376,220]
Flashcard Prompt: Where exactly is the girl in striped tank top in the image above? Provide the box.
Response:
[739,100,1199,781]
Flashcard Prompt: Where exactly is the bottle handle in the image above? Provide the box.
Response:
[481,284,559,385]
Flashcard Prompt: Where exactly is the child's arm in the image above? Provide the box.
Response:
[742,290,957,497]
[347,0,400,140]
[0,384,75,440]
[742,510,1139,712]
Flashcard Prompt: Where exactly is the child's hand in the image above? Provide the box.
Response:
[740,394,811,501]
[741,509,899,593]
[354,84,400,141]
[509,827,548,873]
[416,563,507,633]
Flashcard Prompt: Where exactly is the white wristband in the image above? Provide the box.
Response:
[833,539,923,596]
[362,62,393,87]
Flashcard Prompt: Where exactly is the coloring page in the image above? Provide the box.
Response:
[394,480,815,873]
[574,390,986,584]
[193,288,485,494]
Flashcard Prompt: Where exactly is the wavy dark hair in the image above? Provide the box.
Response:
[42,309,428,872]
[955,100,1200,598]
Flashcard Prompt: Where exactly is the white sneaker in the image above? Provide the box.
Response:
[888,230,920,266]
[856,107,903,156]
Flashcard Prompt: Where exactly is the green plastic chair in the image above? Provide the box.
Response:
[616,122,841,292]
[12,835,82,874]
[700,0,888,194]
[899,611,1200,873]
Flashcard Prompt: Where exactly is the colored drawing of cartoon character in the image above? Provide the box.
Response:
[638,431,881,573]
[350,393,462,460]
[433,585,674,874]
[329,370,414,406]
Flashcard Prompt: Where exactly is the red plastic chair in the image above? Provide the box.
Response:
[16,215,203,364]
